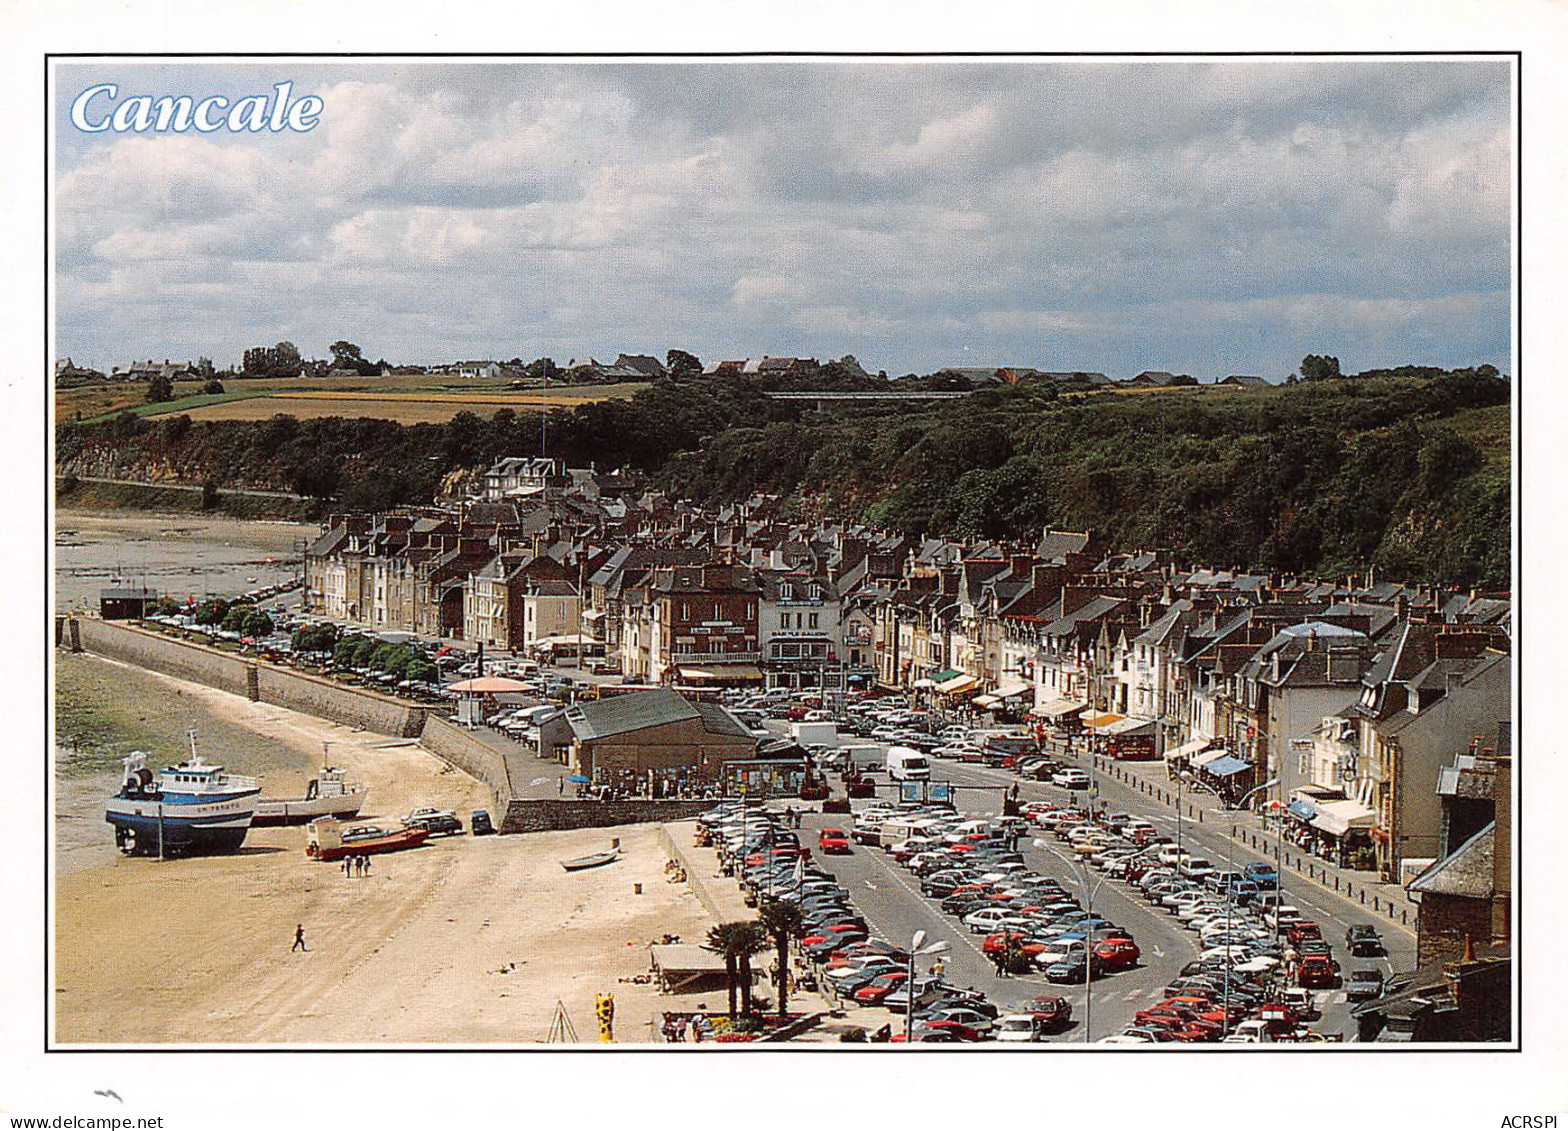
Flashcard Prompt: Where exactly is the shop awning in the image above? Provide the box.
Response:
[911,678,937,689]
[1310,800,1377,837]
[1288,799,1318,821]
[1099,715,1155,737]
[930,668,962,684]
[991,679,1033,701]
[937,674,981,695]
[1191,747,1231,768]
[1203,755,1252,778]
[1164,737,1212,762]
[676,664,764,683]
[1082,712,1123,731]
[1031,696,1085,719]
[972,695,999,709]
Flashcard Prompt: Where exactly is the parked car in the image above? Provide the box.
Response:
[1243,861,1279,887]
[818,827,851,854]
[470,809,495,836]
[1345,923,1385,956]
[402,808,463,836]
[1346,968,1386,1001]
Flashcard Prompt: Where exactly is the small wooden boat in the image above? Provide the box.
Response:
[306,817,429,861]
[561,848,621,872]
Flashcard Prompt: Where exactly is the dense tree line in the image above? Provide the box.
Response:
[56,366,1510,588]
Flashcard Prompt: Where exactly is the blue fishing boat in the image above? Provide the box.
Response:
[104,732,261,857]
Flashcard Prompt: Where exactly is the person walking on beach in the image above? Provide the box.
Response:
[362,855,372,877]
[292,924,307,952]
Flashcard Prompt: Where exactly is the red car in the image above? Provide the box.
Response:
[1023,995,1072,1029]
[800,924,864,948]
[1172,1019,1225,1043]
[1287,922,1323,946]
[914,1020,986,1042]
[1093,938,1141,969]
[853,972,910,1004]
[983,931,1048,958]
[818,828,851,854]
[1297,955,1336,988]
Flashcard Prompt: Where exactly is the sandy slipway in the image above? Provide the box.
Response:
[52,669,722,1045]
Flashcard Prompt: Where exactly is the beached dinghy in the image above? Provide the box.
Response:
[561,842,621,871]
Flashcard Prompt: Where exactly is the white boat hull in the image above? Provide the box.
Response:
[253,788,368,826]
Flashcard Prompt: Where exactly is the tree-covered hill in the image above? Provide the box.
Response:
[55,368,1511,588]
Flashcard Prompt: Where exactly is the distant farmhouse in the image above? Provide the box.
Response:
[110,359,199,383]
[54,357,105,383]
[1218,374,1270,387]
[702,356,821,380]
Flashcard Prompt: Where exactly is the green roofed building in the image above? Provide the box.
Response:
[563,688,756,780]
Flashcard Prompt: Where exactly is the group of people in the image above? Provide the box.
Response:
[663,858,688,883]
[340,854,374,878]
[576,767,723,802]
[660,1008,715,1043]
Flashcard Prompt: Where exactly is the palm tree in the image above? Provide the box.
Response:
[733,922,768,1017]
[758,899,805,1019]
[704,921,766,1020]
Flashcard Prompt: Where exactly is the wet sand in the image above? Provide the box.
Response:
[54,510,313,613]
[53,666,725,1045]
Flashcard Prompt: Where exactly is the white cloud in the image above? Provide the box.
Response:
[53,60,1512,376]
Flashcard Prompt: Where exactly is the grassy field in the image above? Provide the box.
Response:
[58,376,648,425]
[170,383,645,423]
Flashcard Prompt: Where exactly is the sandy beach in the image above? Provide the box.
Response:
[53,665,731,1044]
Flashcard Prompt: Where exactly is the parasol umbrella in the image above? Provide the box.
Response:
[447,675,530,694]
[568,774,592,784]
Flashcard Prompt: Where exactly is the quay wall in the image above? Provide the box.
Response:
[70,617,428,738]
[418,715,515,814]
[255,666,427,738]
[74,616,254,698]
[500,799,710,835]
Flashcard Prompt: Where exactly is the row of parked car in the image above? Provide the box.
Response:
[1018,796,1384,1043]
[694,800,1022,1042]
[856,803,1147,995]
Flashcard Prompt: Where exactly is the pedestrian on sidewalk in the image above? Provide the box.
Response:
[291,923,307,952]
[557,775,564,796]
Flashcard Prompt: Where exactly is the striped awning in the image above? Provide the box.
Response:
[1164,737,1212,762]
[937,674,981,695]
[1203,755,1252,778]
[1031,697,1085,719]
[1191,747,1231,768]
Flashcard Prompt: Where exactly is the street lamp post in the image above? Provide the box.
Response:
[905,930,950,1043]
[1221,777,1279,1037]
[1040,841,1110,1043]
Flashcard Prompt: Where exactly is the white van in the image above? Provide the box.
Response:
[885,746,931,782]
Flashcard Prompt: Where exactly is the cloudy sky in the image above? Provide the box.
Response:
[52,59,1512,378]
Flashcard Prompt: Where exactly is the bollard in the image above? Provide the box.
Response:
[1401,908,1408,925]
[1359,889,1366,905]
[634,883,643,895]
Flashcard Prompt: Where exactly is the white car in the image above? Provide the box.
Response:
[827,956,900,981]
[1052,771,1091,789]
[994,1014,1045,1043]
[1164,890,1209,914]
[961,907,1015,934]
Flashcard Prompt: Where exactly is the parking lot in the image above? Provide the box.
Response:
[757,707,1413,1042]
